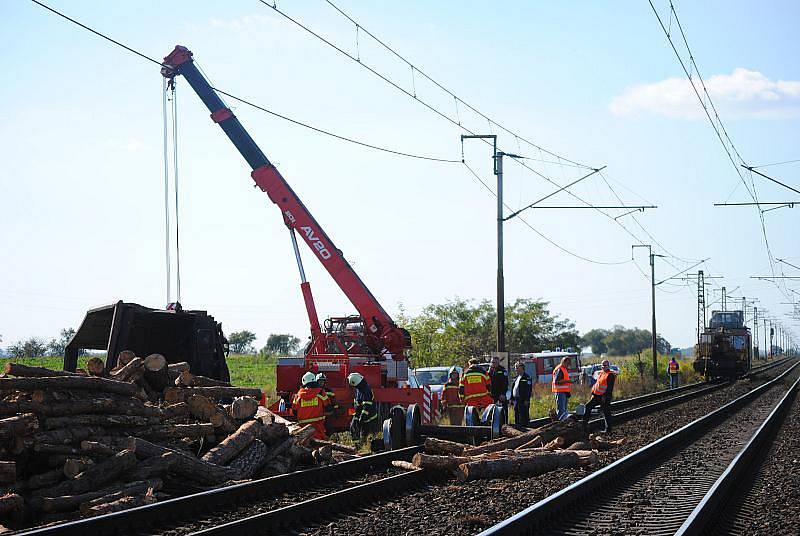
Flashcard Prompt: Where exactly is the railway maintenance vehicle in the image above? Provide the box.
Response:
[156,45,435,431]
[694,309,752,379]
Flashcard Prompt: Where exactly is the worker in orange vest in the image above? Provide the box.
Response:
[667,357,680,389]
[316,372,339,435]
[460,358,495,414]
[441,367,464,425]
[291,371,330,440]
[552,356,572,421]
[582,359,617,434]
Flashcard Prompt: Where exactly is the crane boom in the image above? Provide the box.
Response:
[161,46,409,360]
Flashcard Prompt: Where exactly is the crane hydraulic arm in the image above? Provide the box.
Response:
[161,46,410,360]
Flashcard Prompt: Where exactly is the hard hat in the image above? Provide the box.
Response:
[347,372,363,387]
[315,372,326,382]
[301,372,316,386]
[448,366,459,377]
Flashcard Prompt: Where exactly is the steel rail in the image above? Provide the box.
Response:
[17,446,421,536]
[675,372,800,536]
[188,468,428,535]
[523,356,792,429]
[477,361,799,535]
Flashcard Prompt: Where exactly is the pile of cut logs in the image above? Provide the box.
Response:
[0,355,354,531]
[393,418,623,481]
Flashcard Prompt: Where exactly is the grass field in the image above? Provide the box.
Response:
[0,353,279,396]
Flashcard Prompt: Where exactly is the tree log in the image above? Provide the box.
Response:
[130,437,241,484]
[422,437,467,456]
[0,376,146,400]
[79,441,120,457]
[290,424,316,446]
[175,370,231,388]
[164,386,262,405]
[63,458,93,479]
[33,426,106,446]
[120,423,214,440]
[85,358,106,377]
[3,363,81,378]
[125,452,177,482]
[230,396,259,420]
[391,460,417,471]
[261,422,290,445]
[33,444,82,456]
[0,395,160,417]
[162,402,189,420]
[309,438,357,454]
[81,488,156,516]
[32,449,137,497]
[456,450,598,482]
[34,479,161,514]
[44,414,160,430]
[201,420,262,465]
[12,468,63,492]
[501,424,527,437]
[109,357,144,383]
[0,461,15,484]
[186,395,237,433]
[143,354,170,392]
[567,441,592,451]
[116,350,137,367]
[0,493,24,516]
[227,439,268,478]
[0,413,39,441]
[412,452,476,472]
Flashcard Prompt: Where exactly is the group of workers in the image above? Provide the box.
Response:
[442,355,617,434]
[292,354,624,442]
[289,370,378,441]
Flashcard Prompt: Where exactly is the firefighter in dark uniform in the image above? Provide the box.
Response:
[347,372,378,440]
[488,355,509,422]
[510,361,533,426]
[316,372,339,435]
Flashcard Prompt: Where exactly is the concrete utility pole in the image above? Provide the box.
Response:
[460,135,521,354]
[753,306,759,359]
[632,245,664,380]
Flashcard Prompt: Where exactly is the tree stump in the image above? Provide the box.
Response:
[230,396,259,420]
[85,358,106,378]
[143,354,169,392]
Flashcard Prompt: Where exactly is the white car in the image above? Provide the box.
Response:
[408,366,462,398]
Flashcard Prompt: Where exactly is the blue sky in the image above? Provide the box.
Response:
[1,0,798,351]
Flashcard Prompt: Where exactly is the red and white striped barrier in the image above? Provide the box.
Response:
[422,385,433,424]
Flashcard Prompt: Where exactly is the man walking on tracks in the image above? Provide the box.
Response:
[441,367,464,425]
[511,361,532,426]
[667,356,680,389]
[582,359,617,434]
[552,355,572,421]
[460,358,495,414]
[291,371,330,440]
[347,372,379,440]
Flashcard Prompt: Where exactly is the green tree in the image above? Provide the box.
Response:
[263,334,301,356]
[589,326,671,357]
[581,328,610,354]
[400,297,581,367]
[9,337,49,358]
[228,330,257,354]
[47,327,76,357]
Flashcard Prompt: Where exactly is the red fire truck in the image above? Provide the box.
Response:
[161,46,435,431]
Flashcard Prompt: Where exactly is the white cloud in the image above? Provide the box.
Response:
[610,68,800,119]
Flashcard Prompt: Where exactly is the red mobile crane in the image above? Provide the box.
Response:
[161,46,433,430]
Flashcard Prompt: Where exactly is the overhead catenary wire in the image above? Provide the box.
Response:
[28,0,460,165]
[648,0,791,303]
[462,162,632,266]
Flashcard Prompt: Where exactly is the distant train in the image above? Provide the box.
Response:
[694,310,751,379]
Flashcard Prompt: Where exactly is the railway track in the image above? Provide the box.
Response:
[478,360,800,536]
[17,358,793,536]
